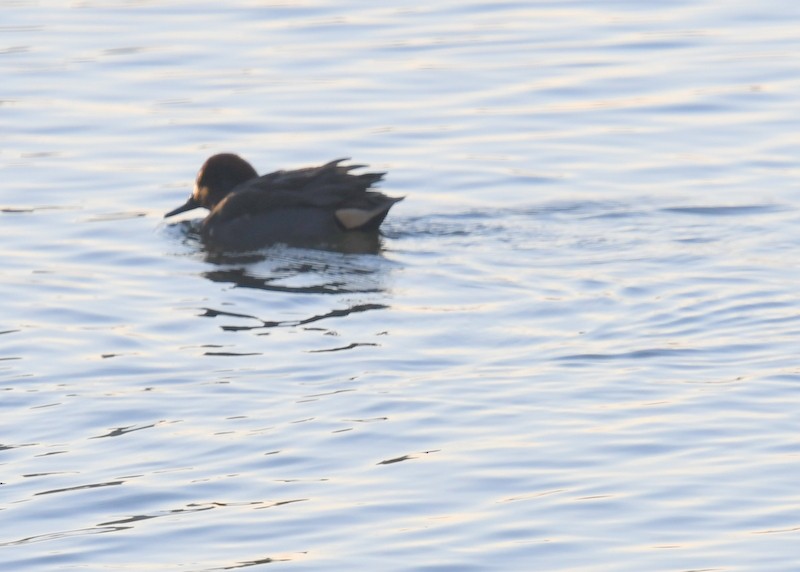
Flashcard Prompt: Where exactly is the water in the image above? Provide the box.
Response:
[3,1,800,570]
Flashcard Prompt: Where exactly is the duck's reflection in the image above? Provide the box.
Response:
[200,241,393,296]
[168,220,397,333]
[199,303,389,333]
[202,267,378,296]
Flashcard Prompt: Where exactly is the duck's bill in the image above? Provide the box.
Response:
[164,196,201,218]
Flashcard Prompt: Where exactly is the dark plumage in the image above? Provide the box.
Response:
[164,154,403,251]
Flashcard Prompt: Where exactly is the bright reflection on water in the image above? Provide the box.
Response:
[3,1,800,571]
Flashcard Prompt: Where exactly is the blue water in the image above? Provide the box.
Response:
[3,1,800,570]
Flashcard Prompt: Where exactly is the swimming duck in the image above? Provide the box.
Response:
[164,154,403,251]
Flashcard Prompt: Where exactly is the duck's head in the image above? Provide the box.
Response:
[164,153,258,218]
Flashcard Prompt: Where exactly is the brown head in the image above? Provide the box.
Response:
[164,153,259,218]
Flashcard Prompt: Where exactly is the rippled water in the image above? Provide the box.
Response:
[3,1,800,570]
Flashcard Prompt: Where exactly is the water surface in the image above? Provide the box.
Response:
[2,1,800,570]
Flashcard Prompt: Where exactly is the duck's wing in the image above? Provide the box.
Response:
[249,159,385,197]
[203,187,316,226]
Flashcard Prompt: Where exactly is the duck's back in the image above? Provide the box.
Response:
[253,158,385,201]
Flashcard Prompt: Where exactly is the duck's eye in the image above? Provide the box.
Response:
[193,184,208,203]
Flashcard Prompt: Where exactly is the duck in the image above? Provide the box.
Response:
[164,153,403,251]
